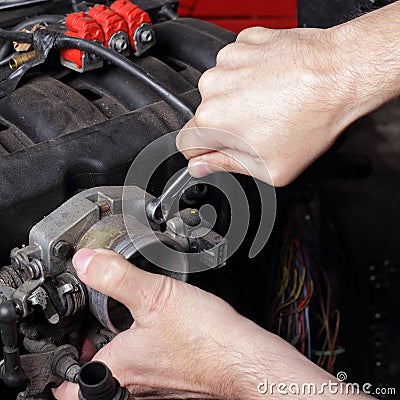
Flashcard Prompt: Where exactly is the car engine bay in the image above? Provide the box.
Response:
[0,1,399,399]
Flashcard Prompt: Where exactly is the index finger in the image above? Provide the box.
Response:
[176,121,226,161]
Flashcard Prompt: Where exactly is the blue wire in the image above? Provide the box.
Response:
[305,306,312,359]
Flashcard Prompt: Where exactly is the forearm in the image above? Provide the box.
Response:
[229,319,371,400]
[331,1,400,125]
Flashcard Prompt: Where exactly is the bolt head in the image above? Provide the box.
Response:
[139,30,153,44]
[115,38,128,52]
[53,241,70,258]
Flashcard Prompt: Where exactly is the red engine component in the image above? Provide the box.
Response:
[61,12,105,71]
[88,4,130,53]
[178,0,298,33]
[60,2,156,72]
[110,0,154,55]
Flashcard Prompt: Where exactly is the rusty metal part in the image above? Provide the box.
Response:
[5,187,190,333]
[74,187,189,333]
[0,344,79,397]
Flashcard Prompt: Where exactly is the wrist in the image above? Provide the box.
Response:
[328,4,400,125]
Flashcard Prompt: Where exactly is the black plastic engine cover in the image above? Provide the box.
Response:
[0,18,235,263]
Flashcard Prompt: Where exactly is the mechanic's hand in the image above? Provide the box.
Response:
[53,249,358,400]
[52,249,272,399]
[176,26,367,186]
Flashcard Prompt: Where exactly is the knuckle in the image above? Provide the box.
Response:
[220,152,238,172]
[269,168,290,187]
[216,43,236,64]
[176,135,192,157]
[85,252,103,273]
[176,131,190,156]
[237,27,272,43]
[198,68,217,95]
[194,97,230,130]
[139,275,174,314]
[236,27,254,41]
[100,255,130,290]
[194,101,213,127]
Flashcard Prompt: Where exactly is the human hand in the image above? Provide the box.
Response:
[176,23,393,186]
[53,249,365,400]
[52,248,280,399]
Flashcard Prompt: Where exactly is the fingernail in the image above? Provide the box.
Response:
[189,160,212,178]
[73,249,97,276]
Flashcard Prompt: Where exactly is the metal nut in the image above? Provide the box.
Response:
[53,241,70,258]
[115,38,128,52]
[139,30,153,44]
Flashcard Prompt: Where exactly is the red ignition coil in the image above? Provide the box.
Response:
[110,0,156,56]
[61,12,105,72]
[88,5,130,56]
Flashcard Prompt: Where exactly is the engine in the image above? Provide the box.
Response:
[2,1,398,399]
[0,1,238,398]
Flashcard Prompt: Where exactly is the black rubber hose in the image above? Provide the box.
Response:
[0,301,26,388]
[55,35,195,121]
[0,15,64,60]
[13,14,65,31]
[0,28,33,43]
[0,41,14,61]
[78,361,129,400]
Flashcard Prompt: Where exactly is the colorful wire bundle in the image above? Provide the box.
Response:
[272,227,342,373]
[313,266,342,373]
[274,230,314,359]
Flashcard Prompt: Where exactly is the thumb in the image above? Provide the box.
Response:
[73,249,170,316]
[188,150,273,184]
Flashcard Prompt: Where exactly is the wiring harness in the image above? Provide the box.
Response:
[272,224,343,373]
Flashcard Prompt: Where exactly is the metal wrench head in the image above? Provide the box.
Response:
[146,168,194,224]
